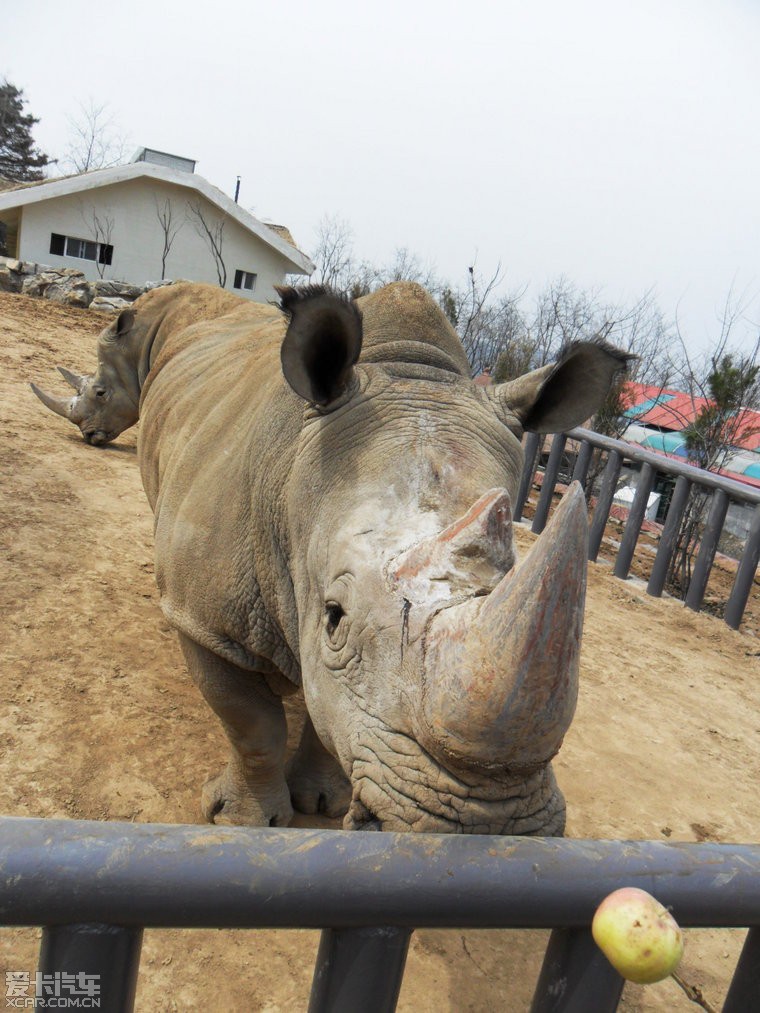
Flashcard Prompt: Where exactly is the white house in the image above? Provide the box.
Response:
[0,147,314,300]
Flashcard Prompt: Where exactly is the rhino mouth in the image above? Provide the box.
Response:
[342,727,566,837]
[83,429,115,446]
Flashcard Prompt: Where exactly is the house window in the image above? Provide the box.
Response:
[233,269,257,291]
[49,232,113,266]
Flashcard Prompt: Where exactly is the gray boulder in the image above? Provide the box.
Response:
[22,269,88,303]
[90,279,144,301]
[0,265,22,293]
[89,295,133,314]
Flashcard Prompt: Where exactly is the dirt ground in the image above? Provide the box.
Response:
[1,290,759,1012]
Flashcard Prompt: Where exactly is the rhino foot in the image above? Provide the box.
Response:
[287,717,352,818]
[287,760,351,818]
[201,765,294,827]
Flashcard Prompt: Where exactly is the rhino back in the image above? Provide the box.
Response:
[357,282,471,376]
[139,304,304,682]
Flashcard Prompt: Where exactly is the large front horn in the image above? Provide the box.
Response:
[416,482,588,772]
[29,382,77,421]
[57,367,88,392]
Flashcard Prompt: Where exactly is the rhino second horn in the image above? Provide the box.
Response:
[392,488,514,587]
[30,382,76,421]
[57,366,89,393]
[417,481,588,772]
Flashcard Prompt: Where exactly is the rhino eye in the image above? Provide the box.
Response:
[95,388,106,398]
[325,602,345,634]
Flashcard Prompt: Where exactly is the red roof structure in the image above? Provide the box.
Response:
[623,382,760,453]
[622,382,760,489]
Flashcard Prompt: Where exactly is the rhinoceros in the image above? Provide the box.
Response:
[32,280,628,835]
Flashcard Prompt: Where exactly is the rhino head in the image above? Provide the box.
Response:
[279,285,628,836]
[30,308,142,446]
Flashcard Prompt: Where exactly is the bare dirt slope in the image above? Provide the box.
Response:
[1,290,759,1012]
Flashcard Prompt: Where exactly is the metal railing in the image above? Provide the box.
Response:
[1,817,759,1012]
[515,427,760,631]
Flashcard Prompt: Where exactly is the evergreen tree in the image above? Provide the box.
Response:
[0,80,53,182]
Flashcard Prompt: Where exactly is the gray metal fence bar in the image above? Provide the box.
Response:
[685,488,729,612]
[613,463,656,581]
[647,475,692,598]
[532,435,567,535]
[725,504,760,629]
[3,818,760,929]
[588,450,623,562]
[530,927,624,1013]
[37,923,143,1013]
[308,926,412,1013]
[566,427,760,507]
[515,432,542,522]
[723,927,760,1013]
[571,439,593,488]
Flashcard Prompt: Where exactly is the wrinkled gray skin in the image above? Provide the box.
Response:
[32,281,629,835]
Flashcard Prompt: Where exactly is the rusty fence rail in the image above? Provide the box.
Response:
[515,426,760,631]
[1,817,760,1012]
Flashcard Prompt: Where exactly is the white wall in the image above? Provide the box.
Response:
[17,178,294,301]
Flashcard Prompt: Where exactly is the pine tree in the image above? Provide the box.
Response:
[0,80,53,182]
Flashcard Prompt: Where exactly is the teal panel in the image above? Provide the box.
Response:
[624,394,675,418]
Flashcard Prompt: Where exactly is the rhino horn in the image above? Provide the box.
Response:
[417,481,588,772]
[30,382,77,421]
[57,366,89,393]
[393,488,514,589]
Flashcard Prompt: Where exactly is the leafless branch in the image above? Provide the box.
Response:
[187,202,227,288]
[154,197,183,281]
[63,101,129,173]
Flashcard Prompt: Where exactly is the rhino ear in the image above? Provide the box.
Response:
[116,308,135,335]
[277,285,363,409]
[490,340,633,434]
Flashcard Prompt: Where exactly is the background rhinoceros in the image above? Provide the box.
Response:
[32,280,628,834]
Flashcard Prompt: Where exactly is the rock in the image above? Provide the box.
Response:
[89,296,132,313]
[22,270,88,303]
[90,279,144,301]
[144,279,173,291]
[0,265,22,293]
[64,282,94,309]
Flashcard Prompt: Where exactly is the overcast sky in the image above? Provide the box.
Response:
[6,0,759,357]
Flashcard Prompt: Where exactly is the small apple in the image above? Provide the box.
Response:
[591,886,684,984]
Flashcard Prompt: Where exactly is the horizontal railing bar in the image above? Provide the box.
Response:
[2,818,760,930]
[566,427,760,507]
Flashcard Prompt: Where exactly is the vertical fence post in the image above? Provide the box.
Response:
[532,435,567,535]
[613,463,656,580]
[725,504,760,630]
[530,927,624,1013]
[308,927,412,1013]
[38,923,143,1013]
[571,440,593,489]
[588,450,623,562]
[515,433,542,523]
[648,475,691,598]
[685,488,729,612]
[723,927,760,1013]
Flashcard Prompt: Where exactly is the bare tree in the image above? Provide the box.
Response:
[63,101,129,173]
[187,202,227,288]
[306,214,358,290]
[80,205,114,279]
[662,292,760,596]
[154,197,183,281]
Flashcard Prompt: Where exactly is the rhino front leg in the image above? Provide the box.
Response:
[178,634,293,827]
[287,715,351,818]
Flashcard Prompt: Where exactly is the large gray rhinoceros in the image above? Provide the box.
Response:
[32,280,628,835]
